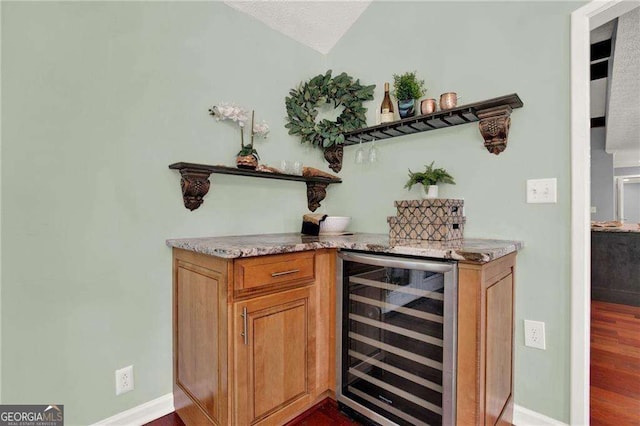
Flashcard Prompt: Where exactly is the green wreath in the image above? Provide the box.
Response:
[285,70,375,149]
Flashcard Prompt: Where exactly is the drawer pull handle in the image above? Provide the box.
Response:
[271,269,300,277]
[241,307,248,345]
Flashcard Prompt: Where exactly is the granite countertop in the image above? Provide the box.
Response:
[592,223,640,233]
[166,233,524,264]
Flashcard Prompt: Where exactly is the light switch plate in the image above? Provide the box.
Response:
[526,178,557,203]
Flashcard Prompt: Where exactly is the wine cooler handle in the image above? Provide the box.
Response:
[339,251,454,273]
[241,307,248,345]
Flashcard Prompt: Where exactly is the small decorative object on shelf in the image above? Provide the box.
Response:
[392,71,426,119]
[404,162,455,199]
[285,70,375,173]
[439,92,458,110]
[209,103,269,169]
[380,82,395,124]
[420,98,437,115]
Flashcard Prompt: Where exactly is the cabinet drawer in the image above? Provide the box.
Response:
[233,251,315,299]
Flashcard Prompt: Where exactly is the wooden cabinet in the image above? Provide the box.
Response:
[173,247,515,426]
[173,248,335,426]
[457,253,516,426]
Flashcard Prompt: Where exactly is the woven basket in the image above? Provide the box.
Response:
[388,216,466,241]
[395,199,464,220]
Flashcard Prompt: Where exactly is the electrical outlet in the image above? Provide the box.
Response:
[524,320,546,350]
[115,365,134,395]
[526,178,557,203]
[591,206,597,214]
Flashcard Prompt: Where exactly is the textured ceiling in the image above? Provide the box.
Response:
[224,1,371,54]
[606,6,640,167]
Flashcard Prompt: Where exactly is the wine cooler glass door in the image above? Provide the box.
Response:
[336,252,457,426]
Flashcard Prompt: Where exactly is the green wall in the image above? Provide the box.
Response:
[1,1,580,424]
[327,1,579,422]
[1,2,325,424]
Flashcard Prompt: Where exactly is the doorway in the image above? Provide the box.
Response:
[615,175,640,222]
[571,1,640,424]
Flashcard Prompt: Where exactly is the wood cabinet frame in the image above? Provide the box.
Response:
[173,248,515,426]
[457,253,516,426]
[173,248,336,426]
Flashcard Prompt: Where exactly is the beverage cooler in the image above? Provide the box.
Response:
[336,251,458,426]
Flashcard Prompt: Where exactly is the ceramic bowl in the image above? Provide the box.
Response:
[319,216,351,234]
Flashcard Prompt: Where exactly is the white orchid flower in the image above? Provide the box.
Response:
[253,121,270,138]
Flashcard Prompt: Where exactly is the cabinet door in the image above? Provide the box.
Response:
[484,273,514,426]
[233,286,316,425]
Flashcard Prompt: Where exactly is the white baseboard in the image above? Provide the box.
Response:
[91,393,174,426]
[513,404,570,426]
[90,396,563,426]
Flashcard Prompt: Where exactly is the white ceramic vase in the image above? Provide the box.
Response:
[421,185,439,199]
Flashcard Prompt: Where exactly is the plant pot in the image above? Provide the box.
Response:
[420,98,437,115]
[397,99,416,119]
[236,154,258,169]
[420,185,439,199]
[439,92,458,110]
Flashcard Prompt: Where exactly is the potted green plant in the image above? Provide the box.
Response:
[392,71,426,118]
[404,162,455,199]
[209,104,269,169]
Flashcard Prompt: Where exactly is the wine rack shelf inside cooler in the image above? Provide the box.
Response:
[345,267,447,426]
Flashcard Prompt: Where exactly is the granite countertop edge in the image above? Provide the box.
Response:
[591,225,640,233]
[166,233,524,264]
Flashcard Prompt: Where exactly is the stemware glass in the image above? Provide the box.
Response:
[368,139,378,164]
[355,139,365,164]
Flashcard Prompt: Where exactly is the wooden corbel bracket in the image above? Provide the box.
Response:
[178,168,211,211]
[477,105,513,155]
[306,182,329,212]
[323,144,344,173]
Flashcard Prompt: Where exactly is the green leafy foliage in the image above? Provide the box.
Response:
[237,146,260,160]
[285,70,375,148]
[392,71,426,101]
[404,162,455,189]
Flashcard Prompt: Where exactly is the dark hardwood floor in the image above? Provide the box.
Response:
[145,301,640,426]
[590,300,640,426]
[144,412,184,426]
[144,399,360,426]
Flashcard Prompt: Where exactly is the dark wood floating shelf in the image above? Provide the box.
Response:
[343,93,523,155]
[169,162,342,212]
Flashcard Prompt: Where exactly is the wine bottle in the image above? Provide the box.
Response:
[380,82,394,123]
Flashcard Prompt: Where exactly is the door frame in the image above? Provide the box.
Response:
[570,1,640,424]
